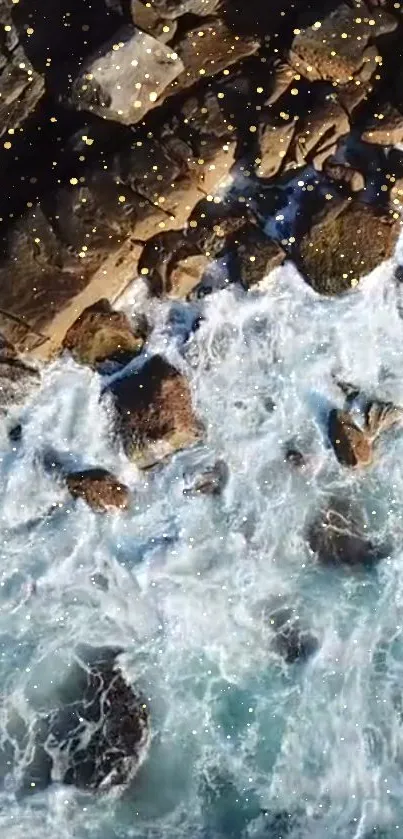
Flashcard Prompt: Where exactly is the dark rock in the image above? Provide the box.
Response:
[285,446,306,468]
[8,423,22,443]
[183,460,229,496]
[21,646,149,792]
[268,607,319,663]
[229,224,285,288]
[328,408,373,468]
[297,198,399,295]
[66,468,131,512]
[110,354,202,467]
[362,101,403,146]
[139,0,220,18]
[307,497,387,566]
[0,3,44,139]
[322,159,365,193]
[62,299,148,368]
[0,335,40,414]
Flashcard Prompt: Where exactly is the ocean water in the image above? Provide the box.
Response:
[1,259,403,838]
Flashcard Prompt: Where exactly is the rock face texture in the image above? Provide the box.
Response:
[62,299,147,368]
[66,468,131,512]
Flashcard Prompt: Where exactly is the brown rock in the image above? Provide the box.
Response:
[322,160,365,193]
[62,299,147,367]
[0,4,44,138]
[130,0,177,40]
[256,116,297,179]
[171,18,259,95]
[362,101,403,145]
[229,224,285,288]
[328,408,373,467]
[290,2,396,85]
[71,27,184,124]
[110,354,202,467]
[294,95,350,170]
[364,399,403,437]
[66,468,131,512]
[142,0,219,18]
[297,199,399,295]
[169,254,210,298]
[307,496,387,566]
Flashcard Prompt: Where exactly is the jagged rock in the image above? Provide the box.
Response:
[110,354,202,467]
[183,460,229,496]
[0,334,40,414]
[130,0,177,40]
[289,1,397,85]
[21,646,149,792]
[322,160,365,193]
[66,468,131,512]
[365,399,403,437]
[71,26,184,124]
[297,199,399,295]
[268,608,319,663]
[172,18,259,95]
[180,90,237,191]
[62,299,147,367]
[294,94,350,170]
[229,224,285,287]
[138,229,198,296]
[0,4,45,138]
[307,497,387,566]
[256,115,297,179]
[362,101,403,145]
[328,408,373,467]
[284,446,306,468]
[140,0,220,18]
[169,254,210,298]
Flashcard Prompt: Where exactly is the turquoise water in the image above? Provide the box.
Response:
[1,260,403,838]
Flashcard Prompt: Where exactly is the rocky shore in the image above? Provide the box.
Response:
[3,0,403,802]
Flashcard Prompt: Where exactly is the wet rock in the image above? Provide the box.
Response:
[22,646,149,792]
[8,422,22,443]
[328,408,373,468]
[297,199,399,295]
[183,460,229,496]
[229,224,285,288]
[0,3,45,139]
[256,115,297,179]
[130,0,178,40]
[322,160,365,193]
[365,399,403,437]
[0,335,40,414]
[293,94,350,171]
[138,229,203,297]
[110,354,202,467]
[362,101,403,146]
[170,254,210,299]
[284,446,306,468]
[307,497,387,566]
[62,299,148,368]
[141,0,219,17]
[172,18,259,95]
[71,26,184,124]
[267,607,319,663]
[66,468,131,512]
[289,2,397,85]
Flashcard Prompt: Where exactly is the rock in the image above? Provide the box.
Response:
[71,26,184,125]
[365,399,403,437]
[256,115,297,179]
[307,496,387,566]
[362,101,403,145]
[130,0,177,40]
[66,468,131,512]
[172,18,259,95]
[110,354,202,467]
[284,446,306,468]
[137,229,203,296]
[62,299,148,368]
[328,408,373,467]
[322,160,365,193]
[229,224,285,288]
[140,0,220,17]
[0,335,40,414]
[269,608,319,664]
[290,2,397,85]
[183,460,229,496]
[169,254,210,298]
[0,4,45,139]
[8,422,22,443]
[297,199,399,295]
[21,646,149,792]
[293,94,350,171]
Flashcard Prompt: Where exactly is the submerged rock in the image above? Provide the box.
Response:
[110,354,202,468]
[66,468,131,512]
[21,645,150,792]
[284,446,306,469]
[307,497,387,566]
[183,460,229,496]
[328,408,373,468]
[62,299,147,368]
[267,607,319,664]
[0,335,40,414]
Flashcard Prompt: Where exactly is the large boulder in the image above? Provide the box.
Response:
[62,299,148,368]
[19,646,150,792]
[228,224,285,288]
[110,354,202,467]
[71,27,184,124]
[307,497,387,566]
[0,3,44,139]
[289,1,397,85]
[297,199,399,294]
[66,468,131,512]
[328,409,373,468]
